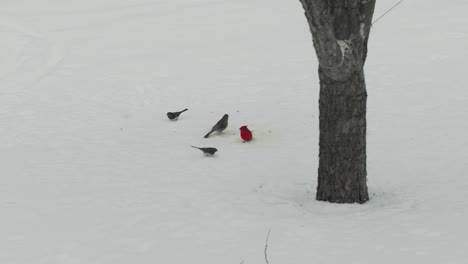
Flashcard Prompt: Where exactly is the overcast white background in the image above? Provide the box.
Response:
[1,0,467,263]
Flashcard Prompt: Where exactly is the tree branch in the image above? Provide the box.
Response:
[299,0,358,80]
[358,0,376,64]
[299,0,342,68]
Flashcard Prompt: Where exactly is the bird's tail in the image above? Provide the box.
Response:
[191,146,200,149]
[204,130,213,138]
[181,109,188,113]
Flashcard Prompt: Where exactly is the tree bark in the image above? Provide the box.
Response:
[317,70,368,203]
[299,0,376,203]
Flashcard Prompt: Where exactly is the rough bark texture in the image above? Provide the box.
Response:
[317,70,368,203]
[299,0,376,203]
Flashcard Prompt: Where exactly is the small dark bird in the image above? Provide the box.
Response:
[167,109,188,120]
[204,114,229,138]
[191,146,218,156]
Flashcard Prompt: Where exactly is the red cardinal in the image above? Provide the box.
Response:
[240,125,253,142]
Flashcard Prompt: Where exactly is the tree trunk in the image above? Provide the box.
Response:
[317,70,368,203]
[299,0,376,203]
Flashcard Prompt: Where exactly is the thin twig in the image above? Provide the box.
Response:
[322,0,405,70]
[372,0,405,26]
[264,229,271,264]
[349,0,405,42]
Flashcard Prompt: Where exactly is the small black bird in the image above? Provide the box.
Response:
[167,109,188,120]
[204,114,229,138]
[191,146,218,156]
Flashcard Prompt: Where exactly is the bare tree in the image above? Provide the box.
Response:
[299,0,376,203]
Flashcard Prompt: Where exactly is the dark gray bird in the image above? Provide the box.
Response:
[191,146,218,156]
[167,109,188,120]
[204,114,229,138]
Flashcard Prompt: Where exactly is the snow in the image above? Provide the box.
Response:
[1,0,468,263]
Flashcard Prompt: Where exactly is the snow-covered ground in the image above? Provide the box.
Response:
[1,0,467,263]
